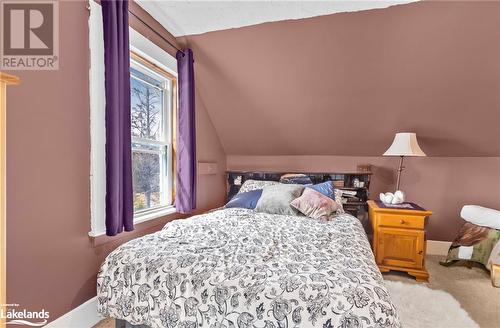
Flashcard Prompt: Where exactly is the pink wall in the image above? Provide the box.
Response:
[6,1,226,323]
[227,155,500,241]
[182,0,500,157]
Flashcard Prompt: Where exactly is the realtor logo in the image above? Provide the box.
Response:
[1,0,59,70]
[1,303,49,326]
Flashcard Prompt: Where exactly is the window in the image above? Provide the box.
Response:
[89,3,179,236]
[130,52,176,220]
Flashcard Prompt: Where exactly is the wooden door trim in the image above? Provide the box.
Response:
[0,72,20,327]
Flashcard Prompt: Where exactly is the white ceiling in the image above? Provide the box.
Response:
[136,1,419,37]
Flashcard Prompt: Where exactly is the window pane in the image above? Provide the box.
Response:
[132,150,166,212]
[131,66,163,88]
[132,142,163,152]
[130,67,164,141]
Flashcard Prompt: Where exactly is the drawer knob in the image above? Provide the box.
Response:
[400,219,406,224]
[418,250,423,255]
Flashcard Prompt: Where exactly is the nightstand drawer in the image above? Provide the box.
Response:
[378,213,425,229]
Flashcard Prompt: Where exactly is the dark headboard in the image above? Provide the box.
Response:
[226,170,372,201]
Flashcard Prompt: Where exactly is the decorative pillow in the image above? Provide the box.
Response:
[226,189,262,209]
[308,181,335,199]
[279,173,313,185]
[255,184,305,216]
[238,179,279,193]
[306,181,344,214]
[290,188,339,220]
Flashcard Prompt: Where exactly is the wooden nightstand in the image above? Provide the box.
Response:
[368,200,433,282]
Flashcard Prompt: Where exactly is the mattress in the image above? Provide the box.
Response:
[97,208,400,327]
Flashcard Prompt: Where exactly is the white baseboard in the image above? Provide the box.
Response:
[45,296,102,328]
[427,240,452,256]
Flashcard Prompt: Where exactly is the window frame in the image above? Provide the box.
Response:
[130,51,177,223]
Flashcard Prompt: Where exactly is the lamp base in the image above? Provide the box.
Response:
[396,156,405,190]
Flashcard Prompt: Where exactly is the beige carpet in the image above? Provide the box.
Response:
[384,255,500,328]
[94,255,500,328]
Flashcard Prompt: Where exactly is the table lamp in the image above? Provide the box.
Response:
[383,132,426,190]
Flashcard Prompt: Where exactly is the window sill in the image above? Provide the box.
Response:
[134,205,177,225]
[88,206,179,247]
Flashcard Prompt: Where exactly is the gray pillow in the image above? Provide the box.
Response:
[255,184,305,216]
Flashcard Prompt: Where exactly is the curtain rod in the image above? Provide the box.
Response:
[128,10,185,56]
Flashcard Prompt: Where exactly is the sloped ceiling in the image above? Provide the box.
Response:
[175,0,500,156]
[136,0,417,37]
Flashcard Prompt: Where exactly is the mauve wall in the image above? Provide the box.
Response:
[181,1,500,157]
[6,1,226,323]
[179,0,500,241]
[227,155,500,241]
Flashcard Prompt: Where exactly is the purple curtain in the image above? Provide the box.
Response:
[102,0,134,236]
[175,49,196,213]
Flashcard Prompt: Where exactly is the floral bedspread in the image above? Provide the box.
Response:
[97,208,400,328]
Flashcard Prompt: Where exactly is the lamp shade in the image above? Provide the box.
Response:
[383,133,426,157]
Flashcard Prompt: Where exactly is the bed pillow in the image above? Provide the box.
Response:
[226,189,262,209]
[290,188,340,220]
[255,184,304,216]
[279,173,313,185]
[238,179,279,193]
[306,181,344,214]
[307,181,335,199]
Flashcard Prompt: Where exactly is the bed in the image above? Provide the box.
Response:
[97,206,400,327]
